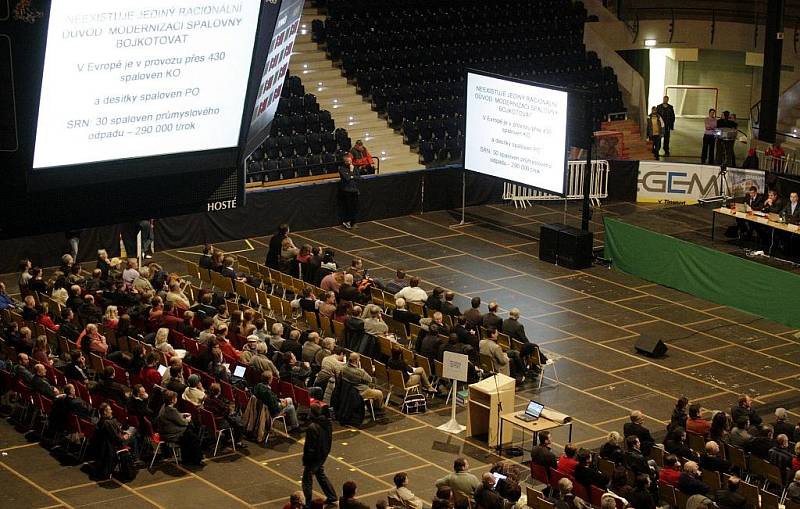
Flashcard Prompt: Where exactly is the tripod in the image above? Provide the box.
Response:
[698,164,732,205]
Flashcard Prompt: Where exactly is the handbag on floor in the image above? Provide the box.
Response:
[401,393,426,414]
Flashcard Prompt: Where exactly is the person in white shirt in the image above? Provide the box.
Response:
[388,472,429,509]
[121,258,140,289]
[394,277,428,305]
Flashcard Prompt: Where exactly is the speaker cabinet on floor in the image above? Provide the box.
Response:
[634,336,668,357]
[539,223,593,269]
[539,224,568,264]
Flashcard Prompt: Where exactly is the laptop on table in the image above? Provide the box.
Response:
[516,400,544,422]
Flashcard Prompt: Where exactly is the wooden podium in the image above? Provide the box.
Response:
[466,374,516,447]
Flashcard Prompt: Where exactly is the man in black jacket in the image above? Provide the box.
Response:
[624,436,652,478]
[339,153,361,229]
[624,410,656,456]
[302,403,337,505]
[731,395,762,428]
[656,96,675,157]
[393,298,421,327]
[715,476,748,509]
[440,291,460,317]
[531,431,558,470]
[265,224,288,269]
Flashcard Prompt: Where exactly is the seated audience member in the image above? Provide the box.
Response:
[387,347,437,394]
[552,477,592,509]
[279,329,303,360]
[747,424,775,459]
[93,402,137,478]
[608,467,633,501]
[728,417,753,448]
[789,444,800,475]
[393,298,421,327]
[165,365,187,395]
[155,327,178,360]
[283,491,305,509]
[388,472,428,509]
[302,332,322,364]
[670,396,689,431]
[32,335,52,366]
[731,395,762,428]
[315,347,346,398]
[698,441,730,474]
[425,287,445,313]
[341,353,384,414]
[623,436,652,478]
[253,370,300,432]
[715,476,748,509]
[594,432,621,465]
[463,297,483,330]
[787,471,800,504]
[624,410,656,456]
[502,308,541,366]
[338,274,364,304]
[319,291,338,319]
[182,374,206,407]
[558,443,579,477]
[12,326,33,353]
[268,323,285,353]
[394,277,427,305]
[475,473,505,509]
[768,434,793,477]
[783,192,800,223]
[659,454,682,487]
[664,427,698,461]
[440,291,460,317]
[574,449,608,490]
[320,270,343,294]
[0,282,17,310]
[340,481,370,509]
[166,281,191,310]
[76,323,108,355]
[686,405,711,435]
[31,363,58,398]
[22,295,38,321]
[93,366,130,404]
[350,140,375,173]
[127,384,153,421]
[479,327,512,379]
[121,258,140,289]
[379,269,409,295]
[49,383,91,430]
[363,304,389,336]
[627,475,656,509]
[678,461,710,496]
[78,294,103,324]
[709,411,731,444]
[531,430,558,470]
[203,383,244,446]
[774,408,796,439]
[314,337,335,367]
[57,308,81,341]
[65,351,90,385]
[157,390,203,465]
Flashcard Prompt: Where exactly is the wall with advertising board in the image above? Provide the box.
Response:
[637,161,765,205]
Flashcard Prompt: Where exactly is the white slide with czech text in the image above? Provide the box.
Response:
[465,72,569,195]
[33,0,261,169]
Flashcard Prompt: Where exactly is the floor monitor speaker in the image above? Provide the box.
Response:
[634,336,668,357]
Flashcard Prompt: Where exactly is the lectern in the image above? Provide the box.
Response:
[466,374,516,447]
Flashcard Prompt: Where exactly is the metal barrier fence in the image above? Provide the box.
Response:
[755,151,800,177]
[502,160,610,208]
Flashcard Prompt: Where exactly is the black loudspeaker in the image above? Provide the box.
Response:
[557,226,594,269]
[634,336,668,357]
[539,224,568,264]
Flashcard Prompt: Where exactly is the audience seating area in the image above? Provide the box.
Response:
[312,0,625,165]
[246,74,352,184]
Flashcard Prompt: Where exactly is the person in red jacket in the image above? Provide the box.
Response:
[659,454,682,487]
[557,443,579,477]
[138,353,164,392]
[350,140,375,174]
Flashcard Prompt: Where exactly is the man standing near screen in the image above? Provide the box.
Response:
[656,96,675,158]
[339,153,361,229]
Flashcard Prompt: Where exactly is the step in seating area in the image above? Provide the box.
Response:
[313,0,625,166]
[246,74,353,185]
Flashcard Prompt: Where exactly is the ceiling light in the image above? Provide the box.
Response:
[644,39,657,47]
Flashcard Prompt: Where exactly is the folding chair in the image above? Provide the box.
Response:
[531,345,559,388]
[265,412,288,446]
[199,408,235,457]
[386,368,420,407]
[304,311,320,332]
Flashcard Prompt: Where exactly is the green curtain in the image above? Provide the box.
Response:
[604,217,800,328]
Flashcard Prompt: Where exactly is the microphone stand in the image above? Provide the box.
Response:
[492,373,505,456]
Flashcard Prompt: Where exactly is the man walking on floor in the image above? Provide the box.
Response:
[339,152,361,229]
[302,403,338,506]
[657,95,676,157]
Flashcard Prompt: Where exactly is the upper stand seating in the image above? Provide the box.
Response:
[316,0,625,166]
[246,74,352,184]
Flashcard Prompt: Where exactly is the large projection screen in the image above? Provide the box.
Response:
[32,0,262,169]
[465,71,569,196]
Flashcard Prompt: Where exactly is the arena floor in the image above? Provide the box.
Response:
[2,201,799,508]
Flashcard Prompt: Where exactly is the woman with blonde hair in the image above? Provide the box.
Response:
[103,305,119,330]
[599,431,624,464]
[155,327,186,359]
[32,335,52,366]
